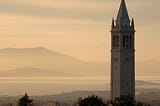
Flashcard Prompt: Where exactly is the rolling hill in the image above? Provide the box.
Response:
[0,47,159,79]
[0,47,106,77]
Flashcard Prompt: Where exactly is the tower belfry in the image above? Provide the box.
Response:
[110,0,135,99]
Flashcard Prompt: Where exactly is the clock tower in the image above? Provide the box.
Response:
[110,0,135,99]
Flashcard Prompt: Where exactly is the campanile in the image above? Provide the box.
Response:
[110,0,135,99]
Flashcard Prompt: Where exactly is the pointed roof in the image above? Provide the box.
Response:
[116,0,130,26]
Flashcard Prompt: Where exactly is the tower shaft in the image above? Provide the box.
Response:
[110,0,135,99]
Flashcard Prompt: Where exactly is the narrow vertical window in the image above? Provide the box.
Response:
[113,35,119,48]
[112,36,115,47]
[126,35,129,48]
[129,36,132,49]
[116,36,119,47]
[123,36,125,48]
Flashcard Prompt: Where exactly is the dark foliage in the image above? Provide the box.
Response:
[76,95,150,106]
[108,95,150,106]
[17,93,34,106]
[77,95,106,106]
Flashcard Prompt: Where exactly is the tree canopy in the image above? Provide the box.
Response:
[109,95,150,106]
[76,95,150,106]
[17,93,34,106]
[77,95,106,106]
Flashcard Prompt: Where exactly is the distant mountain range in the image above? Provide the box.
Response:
[0,47,106,77]
[0,47,159,79]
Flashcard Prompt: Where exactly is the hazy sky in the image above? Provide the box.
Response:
[0,0,159,62]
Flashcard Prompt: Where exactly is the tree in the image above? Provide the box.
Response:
[108,95,150,106]
[77,95,106,106]
[17,93,34,106]
[76,95,150,106]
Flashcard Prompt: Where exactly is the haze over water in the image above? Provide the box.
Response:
[0,76,159,96]
[0,77,107,95]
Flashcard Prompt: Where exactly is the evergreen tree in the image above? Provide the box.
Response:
[77,95,106,106]
[17,93,34,106]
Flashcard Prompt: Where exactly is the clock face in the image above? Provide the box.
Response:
[113,57,118,64]
[124,57,130,64]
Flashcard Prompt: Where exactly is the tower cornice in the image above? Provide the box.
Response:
[111,27,135,33]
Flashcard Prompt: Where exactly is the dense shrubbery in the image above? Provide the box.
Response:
[76,95,150,106]
[108,95,150,106]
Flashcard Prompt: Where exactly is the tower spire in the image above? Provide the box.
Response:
[116,0,130,26]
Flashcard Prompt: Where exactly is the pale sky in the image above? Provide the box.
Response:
[0,0,159,62]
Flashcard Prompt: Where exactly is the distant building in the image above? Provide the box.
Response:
[110,0,135,99]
